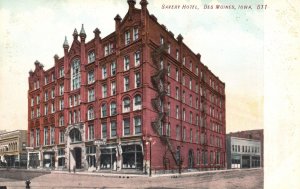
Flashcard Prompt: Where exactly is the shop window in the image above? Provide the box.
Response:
[122,145,143,170]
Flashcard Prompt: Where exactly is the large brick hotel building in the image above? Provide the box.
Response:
[27,0,226,173]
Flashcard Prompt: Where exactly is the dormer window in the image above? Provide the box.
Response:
[88,51,95,63]
[133,28,139,41]
[125,30,130,45]
[160,36,164,45]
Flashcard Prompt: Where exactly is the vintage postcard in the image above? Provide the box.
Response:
[0,0,299,188]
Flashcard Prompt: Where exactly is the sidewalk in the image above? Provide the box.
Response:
[50,167,263,178]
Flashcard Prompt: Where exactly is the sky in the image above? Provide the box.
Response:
[0,0,264,133]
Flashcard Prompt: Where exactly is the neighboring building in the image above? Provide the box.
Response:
[27,0,226,173]
[0,130,28,167]
[226,136,261,169]
[228,129,263,167]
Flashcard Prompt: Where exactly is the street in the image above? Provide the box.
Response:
[0,168,263,189]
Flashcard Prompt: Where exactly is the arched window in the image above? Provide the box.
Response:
[133,94,142,111]
[110,102,117,116]
[123,97,130,113]
[101,103,107,117]
[71,59,81,90]
[69,128,82,143]
[88,107,94,120]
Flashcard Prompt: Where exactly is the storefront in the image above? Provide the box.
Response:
[121,144,143,170]
[86,145,96,168]
[43,151,55,168]
[100,147,117,170]
[251,156,260,168]
[28,152,40,168]
[57,148,65,167]
[231,155,241,169]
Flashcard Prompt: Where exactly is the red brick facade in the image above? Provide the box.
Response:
[27,0,226,173]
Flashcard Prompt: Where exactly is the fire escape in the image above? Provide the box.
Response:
[151,44,182,169]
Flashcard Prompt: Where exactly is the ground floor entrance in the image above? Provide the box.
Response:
[74,147,82,169]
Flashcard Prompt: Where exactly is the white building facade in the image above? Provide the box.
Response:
[226,136,261,169]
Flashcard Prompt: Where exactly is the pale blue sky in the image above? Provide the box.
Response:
[0,0,264,132]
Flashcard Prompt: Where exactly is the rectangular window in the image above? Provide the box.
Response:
[73,111,77,123]
[50,127,55,145]
[59,99,64,110]
[176,105,179,119]
[189,78,192,90]
[176,49,179,60]
[124,76,129,92]
[166,123,170,137]
[59,84,64,96]
[59,67,64,78]
[102,65,107,79]
[123,98,130,113]
[167,43,171,54]
[59,116,64,126]
[183,127,186,141]
[88,51,95,63]
[189,61,193,71]
[44,104,48,115]
[167,83,170,96]
[176,68,179,81]
[190,111,193,124]
[101,104,107,117]
[69,111,72,124]
[88,70,95,84]
[123,118,130,136]
[88,89,95,102]
[160,36,164,45]
[51,88,55,99]
[183,108,186,121]
[44,127,48,145]
[37,108,40,117]
[111,61,116,76]
[176,125,180,140]
[71,60,81,90]
[44,76,48,85]
[51,103,55,113]
[134,51,140,66]
[176,87,179,100]
[88,125,94,140]
[36,128,40,147]
[104,45,109,56]
[111,121,117,137]
[36,95,40,104]
[44,91,48,101]
[125,30,130,45]
[167,64,170,76]
[183,57,186,65]
[102,84,107,98]
[59,130,64,144]
[135,72,141,88]
[182,90,185,103]
[182,74,185,86]
[102,123,107,138]
[124,56,130,71]
[134,116,142,134]
[31,109,34,119]
[111,81,116,95]
[69,96,73,107]
[190,129,193,143]
[133,28,139,41]
[196,66,199,76]
[31,97,34,106]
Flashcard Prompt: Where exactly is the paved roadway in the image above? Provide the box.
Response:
[0,168,263,189]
